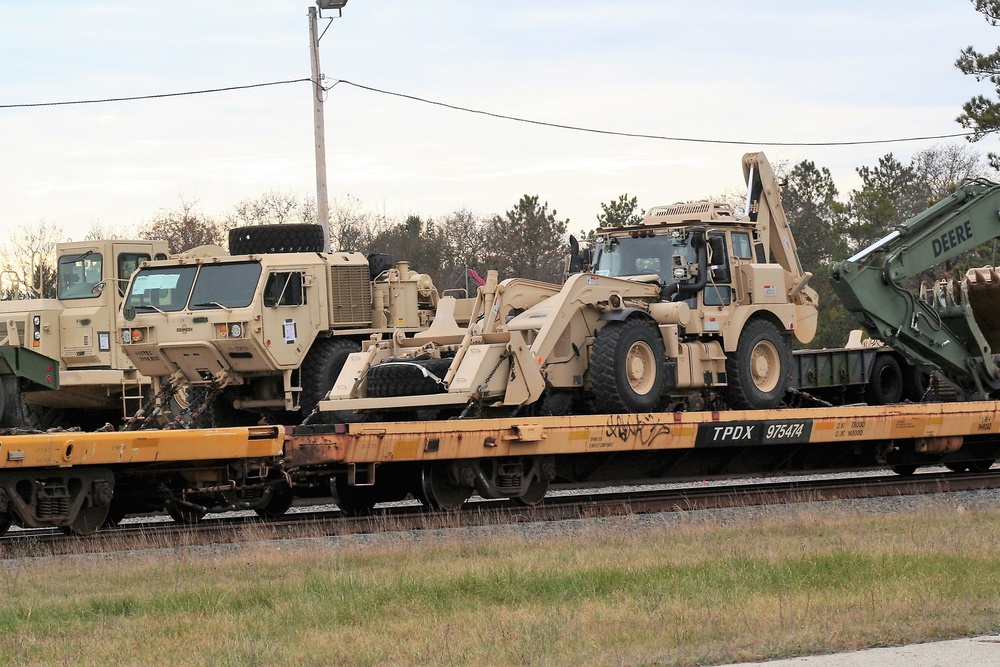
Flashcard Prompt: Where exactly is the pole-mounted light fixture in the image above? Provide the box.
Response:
[316,0,348,18]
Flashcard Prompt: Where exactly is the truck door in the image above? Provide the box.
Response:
[704,232,732,307]
[260,269,318,367]
[58,245,109,369]
[109,243,157,370]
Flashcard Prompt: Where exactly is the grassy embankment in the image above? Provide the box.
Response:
[2,505,1000,666]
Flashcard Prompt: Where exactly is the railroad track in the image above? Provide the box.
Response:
[3,469,998,557]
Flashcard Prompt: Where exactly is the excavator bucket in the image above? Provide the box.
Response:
[963,266,1000,352]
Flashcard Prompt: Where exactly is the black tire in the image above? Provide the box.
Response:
[725,318,790,410]
[864,354,904,405]
[366,358,452,398]
[902,364,928,402]
[299,338,361,419]
[0,376,24,428]
[228,224,326,255]
[591,318,665,414]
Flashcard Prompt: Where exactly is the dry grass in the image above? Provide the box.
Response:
[2,505,1000,666]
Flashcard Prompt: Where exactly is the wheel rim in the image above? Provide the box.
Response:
[625,340,657,395]
[749,340,781,393]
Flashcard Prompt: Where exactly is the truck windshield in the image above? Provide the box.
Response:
[58,251,104,300]
[592,235,695,282]
[125,261,263,312]
[189,262,262,310]
[125,266,198,312]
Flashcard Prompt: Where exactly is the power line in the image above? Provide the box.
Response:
[0,79,311,109]
[0,75,978,147]
[332,80,977,147]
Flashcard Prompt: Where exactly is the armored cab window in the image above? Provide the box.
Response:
[190,262,262,310]
[731,232,753,260]
[704,232,732,306]
[264,272,305,307]
[125,265,197,312]
[58,251,104,300]
[116,253,151,296]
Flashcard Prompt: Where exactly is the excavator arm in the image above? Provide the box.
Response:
[830,179,1000,399]
[743,152,820,343]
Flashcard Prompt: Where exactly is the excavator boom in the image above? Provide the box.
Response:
[830,179,1000,399]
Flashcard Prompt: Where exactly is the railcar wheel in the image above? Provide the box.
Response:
[167,503,207,524]
[331,476,379,516]
[228,223,326,255]
[59,504,110,536]
[725,318,790,410]
[254,484,294,519]
[591,319,665,414]
[101,499,131,528]
[947,460,994,473]
[511,477,549,507]
[300,338,361,422]
[864,354,904,405]
[0,512,11,536]
[420,463,472,511]
[892,464,918,476]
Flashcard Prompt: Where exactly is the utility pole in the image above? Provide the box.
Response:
[308,5,331,251]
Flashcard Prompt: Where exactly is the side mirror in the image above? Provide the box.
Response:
[566,235,583,275]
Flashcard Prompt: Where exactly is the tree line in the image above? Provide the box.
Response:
[2,142,997,350]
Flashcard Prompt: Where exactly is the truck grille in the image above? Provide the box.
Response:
[330,265,372,326]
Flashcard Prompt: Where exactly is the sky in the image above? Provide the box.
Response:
[2,0,999,243]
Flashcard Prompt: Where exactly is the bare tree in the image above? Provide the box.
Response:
[83,221,126,241]
[0,220,63,298]
[138,197,223,253]
[224,191,316,231]
[911,143,990,199]
[329,195,390,252]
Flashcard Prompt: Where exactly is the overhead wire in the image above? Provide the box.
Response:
[0,76,978,147]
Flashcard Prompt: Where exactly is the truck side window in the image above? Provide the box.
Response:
[264,272,305,307]
[117,253,151,296]
[731,233,752,260]
[58,252,104,300]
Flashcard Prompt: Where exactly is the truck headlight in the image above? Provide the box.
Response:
[230,323,243,338]
[122,330,133,344]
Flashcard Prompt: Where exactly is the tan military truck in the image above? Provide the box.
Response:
[118,225,471,425]
[0,239,170,430]
[322,152,821,418]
